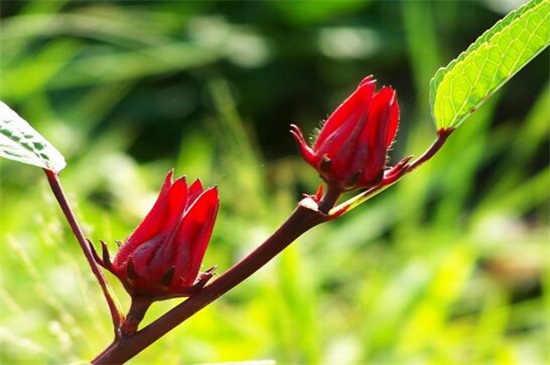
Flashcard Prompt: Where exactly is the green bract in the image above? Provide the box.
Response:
[430,0,550,129]
[0,101,66,173]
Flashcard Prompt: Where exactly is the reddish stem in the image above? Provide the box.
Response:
[92,200,330,364]
[119,297,154,338]
[91,128,452,363]
[406,128,454,172]
[318,184,342,214]
[44,169,123,330]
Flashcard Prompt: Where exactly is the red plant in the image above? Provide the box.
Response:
[96,170,219,300]
[37,74,454,362]
[290,76,402,192]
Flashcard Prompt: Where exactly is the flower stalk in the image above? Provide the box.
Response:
[43,169,124,331]
[406,128,454,172]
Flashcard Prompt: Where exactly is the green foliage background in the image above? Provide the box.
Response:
[1,1,548,364]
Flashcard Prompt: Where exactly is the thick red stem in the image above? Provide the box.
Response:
[92,200,330,364]
[91,128,452,363]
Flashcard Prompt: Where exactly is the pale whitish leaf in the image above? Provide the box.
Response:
[430,0,550,129]
[0,102,66,173]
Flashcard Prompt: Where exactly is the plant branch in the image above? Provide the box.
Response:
[92,197,330,364]
[44,169,123,330]
[318,184,342,214]
[329,128,454,217]
[406,128,454,172]
[91,127,453,363]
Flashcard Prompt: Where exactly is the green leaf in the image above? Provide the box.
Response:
[0,102,66,173]
[430,0,550,129]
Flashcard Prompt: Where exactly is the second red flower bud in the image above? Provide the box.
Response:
[291,76,400,192]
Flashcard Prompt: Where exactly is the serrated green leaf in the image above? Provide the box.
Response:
[0,102,66,173]
[430,0,550,129]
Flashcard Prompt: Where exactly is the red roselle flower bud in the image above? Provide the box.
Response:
[291,76,404,192]
[95,171,219,300]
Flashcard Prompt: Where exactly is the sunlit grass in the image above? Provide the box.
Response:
[1,1,548,364]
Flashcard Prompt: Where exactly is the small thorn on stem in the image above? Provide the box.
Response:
[198,266,217,283]
[189,266,217,292]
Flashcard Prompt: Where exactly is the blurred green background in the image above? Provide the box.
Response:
[1,0,548,364]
